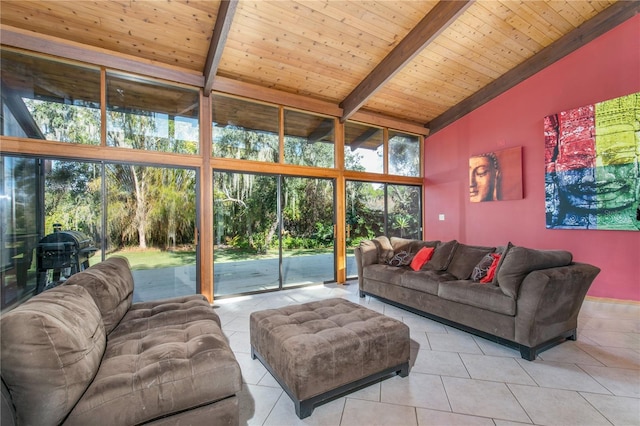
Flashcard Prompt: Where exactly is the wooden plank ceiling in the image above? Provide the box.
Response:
[1,0,636,135]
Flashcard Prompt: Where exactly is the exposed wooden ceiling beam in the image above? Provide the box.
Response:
[307,119,335,143]
[426,1,640,136]
[339,0,473,122]
[204,0,238,95]
[1,79,45,139]
[348,128,381,151]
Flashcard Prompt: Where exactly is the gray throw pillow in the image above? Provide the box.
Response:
[387,250,414,267]
[471,253,496,281]
[447,244,495,280]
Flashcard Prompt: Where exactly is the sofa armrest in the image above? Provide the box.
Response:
[515,262,600,347]
[354,241,381,289]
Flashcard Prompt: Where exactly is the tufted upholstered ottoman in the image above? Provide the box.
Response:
[250,298,410,418]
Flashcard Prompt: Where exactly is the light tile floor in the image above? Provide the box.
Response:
[214,281,640,426]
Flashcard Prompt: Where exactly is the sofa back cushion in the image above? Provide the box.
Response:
[445,244,496,280]
[423,240,458,271]
[496,246,573,298]
[390,237,439,254]
[0,285,106,426]
[64,256,134,334]
[371,236,395,264]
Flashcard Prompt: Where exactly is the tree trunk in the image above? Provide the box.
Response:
[264,218,279,249]
[131,165,147,249]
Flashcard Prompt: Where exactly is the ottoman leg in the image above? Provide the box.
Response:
[296,400,314,419]
[398,362,409,378]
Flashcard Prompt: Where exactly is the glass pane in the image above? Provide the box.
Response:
[106,164,197,302]
[212,95,279,161]
[388,184,422,239]
[344,121,383,173]
[38,160,103,291]
[282,177,335,287]
[107,73,199,153]
[1,156,40,310]
[284,109,334,167]
[345,180,385,278]
[1,49,101,143]
[214,172,279,296]
[389,130,420,177]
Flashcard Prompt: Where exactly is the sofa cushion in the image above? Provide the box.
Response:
[447,244,495,280]
[108,295,221,340]
[358,239,380,266]
[363,264,405,286]
[66,319,241,425]
[371,236,395,264]
[375,235,395,264]
[423,240,458,271]
[438,280,516,316]
[496,246,573,298]
[0,285,106,426]
[390,237,439,254]
[492,242,514,285]
[64,256,134,334]
[401,270,454,295]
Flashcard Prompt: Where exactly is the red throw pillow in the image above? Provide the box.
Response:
[480,253,501,283]
[410,247,435,271]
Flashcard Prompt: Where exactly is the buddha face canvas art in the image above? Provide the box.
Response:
[469,146,523,203]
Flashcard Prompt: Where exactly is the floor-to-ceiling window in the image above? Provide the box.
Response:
[344,122,423,278]
[212,96,339,297]
[1,49,201,308]
[2,47,424,304]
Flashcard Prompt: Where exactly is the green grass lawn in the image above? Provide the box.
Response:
[89,248,195,270]
[88,246,355,270]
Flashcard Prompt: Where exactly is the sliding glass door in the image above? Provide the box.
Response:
[213,172,280,295]
[282,177,335,288]
[345,180,422,278]
[213,171,335,297]
[1,156,40,311]
[106,164,198,302]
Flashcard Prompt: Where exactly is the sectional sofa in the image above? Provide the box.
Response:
[1,257,241,426]
[355,236,600,360]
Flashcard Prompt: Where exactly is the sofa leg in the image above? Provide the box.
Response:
[519,346,536,361]
[359,290,365,298]
[567,329,577,341]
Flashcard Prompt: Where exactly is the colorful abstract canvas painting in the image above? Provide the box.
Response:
[544,92,640,230]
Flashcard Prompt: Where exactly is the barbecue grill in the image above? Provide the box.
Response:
[36,228,97,293]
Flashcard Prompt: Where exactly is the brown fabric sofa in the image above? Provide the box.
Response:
[1,257,241,426]
[355,236,600,360]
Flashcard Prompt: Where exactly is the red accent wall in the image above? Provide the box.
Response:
[423,15,640,301]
